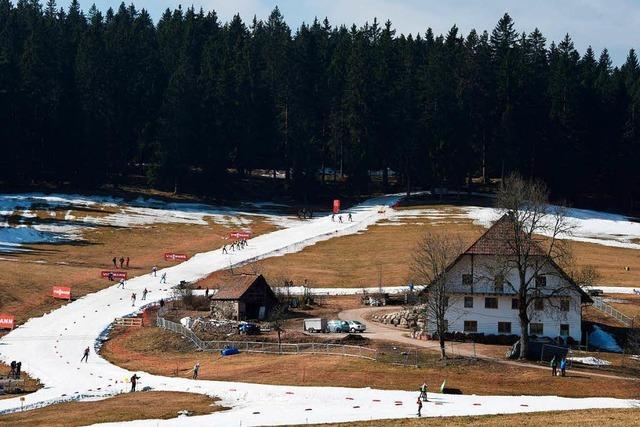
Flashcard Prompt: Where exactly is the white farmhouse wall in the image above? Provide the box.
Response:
[427,254,584,341]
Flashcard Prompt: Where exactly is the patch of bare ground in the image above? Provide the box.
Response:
[300,409,640,427]
[101,326,640,399]
[0,216,277,324]
[0,391,223,426]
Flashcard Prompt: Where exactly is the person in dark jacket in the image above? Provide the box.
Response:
[130,373,140,392]
[81,346,90,363]
[416,396,423,417]
[550,356,558,376]
[10,361,15,378]
[15,361,21,379]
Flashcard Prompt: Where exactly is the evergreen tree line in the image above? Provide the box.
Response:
[1,1,640,208]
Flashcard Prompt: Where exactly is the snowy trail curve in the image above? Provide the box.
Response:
[0,193,638,426]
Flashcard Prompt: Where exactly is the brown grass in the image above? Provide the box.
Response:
[0,364,41,400]
[0,213,277,324]
[0,391,223,426]
[303,409,640,427]
[101,326,640,399]
[230,205,640,288]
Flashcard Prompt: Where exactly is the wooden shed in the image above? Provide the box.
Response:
[209,274,278,321]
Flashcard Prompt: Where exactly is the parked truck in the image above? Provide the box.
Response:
[303,318,327,333]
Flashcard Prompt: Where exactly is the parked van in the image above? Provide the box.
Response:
[326,320,350,333]
[304,318,327,333]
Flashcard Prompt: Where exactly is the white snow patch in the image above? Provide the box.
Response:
[567,356,612,366]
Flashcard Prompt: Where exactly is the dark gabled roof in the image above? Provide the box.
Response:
[464,214,545,256]
[422,214,592,304]
[211,274,267,300]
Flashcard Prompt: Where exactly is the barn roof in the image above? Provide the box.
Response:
[211,274,267,300]
[464,214,545,256]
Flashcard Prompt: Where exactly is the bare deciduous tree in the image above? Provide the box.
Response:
[411,232,464,359]
[494,173,577,359]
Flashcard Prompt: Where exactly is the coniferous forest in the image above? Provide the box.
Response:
[1,1,640,210]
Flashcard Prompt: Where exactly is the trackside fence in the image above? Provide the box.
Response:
[155,315,376,360]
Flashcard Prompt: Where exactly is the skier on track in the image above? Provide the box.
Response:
[331,213,335,222]
[142,288,148,300]
[222,245,228,254]
[152,266,157,277]
[348,213,352,222]
[419,382,428,401]
[160,272,167,284]
[131,292,136,306]
[130,373,140,392]
[338,215,343,223]
[81,346,90,363]
[416,396,423,417]
[117,278,125,289]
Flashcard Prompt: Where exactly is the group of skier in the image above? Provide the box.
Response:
[297,208,313,220]
[111,256,130,269]
[8,360,22,379]
[221,239,248,254]
[331,212,352,223]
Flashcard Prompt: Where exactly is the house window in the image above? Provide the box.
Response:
[494,275,504,293]
[464,297,474,308]
[498,322,512,334]
[534,298,544,311]
[512,298,519,310]
[535,275,547,288]
[462,274,473,286]
[560,324,570,337]
[464,320,478,333]
[560,299,570,312]
[530,323,544,335]
[485,297,498,309]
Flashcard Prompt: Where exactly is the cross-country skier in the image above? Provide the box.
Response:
[131,292,136,306]
[331,213,335,222]
[338,215,343,223]
[81,346,90,363]
[419,382,428,401]
[130,373,140,392]
[142,288,148,300]
[152,266,157,277]
[160,272,167,284]
[222,245,228,254]
[117,278,125,289]
[348,213,352,222]
[417,396,423,417]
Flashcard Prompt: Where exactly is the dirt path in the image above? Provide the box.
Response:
[338,306,639,382]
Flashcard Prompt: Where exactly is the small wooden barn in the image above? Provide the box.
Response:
[209,274,278,320]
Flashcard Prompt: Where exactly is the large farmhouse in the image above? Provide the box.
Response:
[422,215,592,342]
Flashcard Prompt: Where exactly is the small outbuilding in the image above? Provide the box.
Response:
[209,274,278,321]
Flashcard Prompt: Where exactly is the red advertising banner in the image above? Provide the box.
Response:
[52,286,72,300]
[164,253,188,261]
[101,271,128,280]
[333,199,340,214]
[0,314,15,330]
[229,231,251,239]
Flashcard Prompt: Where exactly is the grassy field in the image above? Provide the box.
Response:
[0,204,277,324]
[302,409,640,427]
[101,325,640,399]
[0,391,223,426]
[228,204,640,288]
